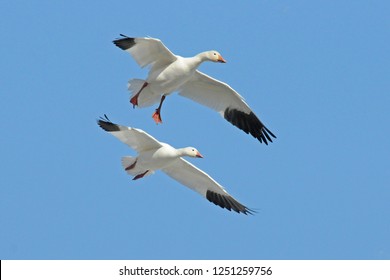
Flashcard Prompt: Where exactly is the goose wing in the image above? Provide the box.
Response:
[97,116,162,152]
[179,71,276,144]
[162,158,253,214]
[113,35,177,68]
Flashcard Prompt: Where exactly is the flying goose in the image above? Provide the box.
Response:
[113,35,276,145]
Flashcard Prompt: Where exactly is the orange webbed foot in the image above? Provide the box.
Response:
[130,95,138,108]
[152,110,163,124]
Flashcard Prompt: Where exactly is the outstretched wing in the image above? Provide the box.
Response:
[113,34,177,68]
[179,71,276,144]
[97,115,162,152]
[162,158,254,214]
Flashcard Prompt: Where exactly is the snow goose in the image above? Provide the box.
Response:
[97,115,253,214]
[113,34,276,145]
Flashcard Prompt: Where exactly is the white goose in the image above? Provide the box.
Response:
[98,115,253,214]
[113,34,276,145]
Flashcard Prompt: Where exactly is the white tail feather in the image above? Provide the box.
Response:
[128,79,161,108]
[121,156,154,178]
[121,156,138,175]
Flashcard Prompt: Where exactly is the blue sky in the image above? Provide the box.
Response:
[1,0,389,260]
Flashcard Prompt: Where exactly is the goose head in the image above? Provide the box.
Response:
[197,51,226,63]
[204,50,226,63]
[181,147,203,158]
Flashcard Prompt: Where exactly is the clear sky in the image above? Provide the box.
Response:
[1,0,389,260]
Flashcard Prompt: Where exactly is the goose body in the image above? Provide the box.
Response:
[113,35,276,145]
[98,116,253,214]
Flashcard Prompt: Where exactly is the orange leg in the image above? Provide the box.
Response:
[133,170,149,180]
[152,95,166,124]
[130,82,148,108]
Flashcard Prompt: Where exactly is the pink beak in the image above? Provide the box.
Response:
[196,151,204,158]
[217,54,226,63]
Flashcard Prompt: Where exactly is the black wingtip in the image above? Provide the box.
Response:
[224,108,276,145]
[206,190,255,215]
[113,34,136,51]
[97,115,121,132]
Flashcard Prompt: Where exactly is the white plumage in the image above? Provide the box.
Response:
[113,35,276,145]
[98,116,253,214]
